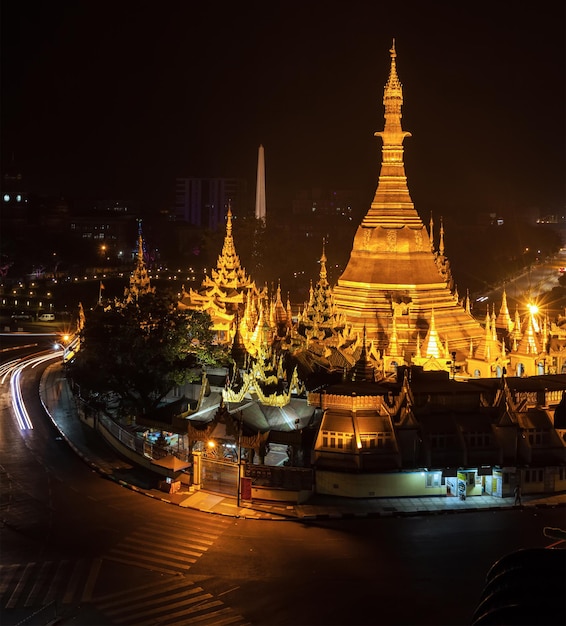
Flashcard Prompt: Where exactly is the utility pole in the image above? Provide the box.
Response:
[237,410,243,507]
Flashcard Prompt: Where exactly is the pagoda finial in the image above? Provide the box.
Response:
[374,39,411,148]
[429,212,435,252]
[439,217,445,256]
[319,239,328,286]
[226,201,233,236]
[384,39,403,110]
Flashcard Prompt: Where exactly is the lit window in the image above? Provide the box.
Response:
[321,431,353,450]
[425,473,441,488]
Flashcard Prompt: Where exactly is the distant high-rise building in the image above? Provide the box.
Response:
[255,144,266,225]
[175,178,248,230]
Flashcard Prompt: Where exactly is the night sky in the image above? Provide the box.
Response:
[2,1,564,219]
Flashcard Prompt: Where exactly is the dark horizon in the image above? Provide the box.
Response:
[1,1,565,219]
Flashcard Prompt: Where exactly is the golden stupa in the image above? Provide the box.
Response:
[333,41,485,359]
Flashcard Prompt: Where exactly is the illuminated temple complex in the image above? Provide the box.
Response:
[108,42,565,502]
[181,42,517,381]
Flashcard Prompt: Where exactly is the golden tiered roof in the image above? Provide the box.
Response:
[333,41,485,359]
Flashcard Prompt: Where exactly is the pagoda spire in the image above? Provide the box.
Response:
[495,289,513,332]
[439,217,445,256]
[350,325,375,382]
[429,212,435,252]
[358,39,416,229]
[319,239,328,287]
[423,309,442,358]
[387,313,400,356]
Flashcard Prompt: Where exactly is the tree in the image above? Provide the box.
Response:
[68,291,227,418]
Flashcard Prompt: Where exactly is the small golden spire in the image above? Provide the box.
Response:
[319,239,328,286]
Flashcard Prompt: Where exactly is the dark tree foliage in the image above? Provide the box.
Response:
[67,292,227,417]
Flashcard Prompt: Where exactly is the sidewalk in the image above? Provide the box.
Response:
[40,363,566,521]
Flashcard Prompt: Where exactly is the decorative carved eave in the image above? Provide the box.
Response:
[223,367,304,407]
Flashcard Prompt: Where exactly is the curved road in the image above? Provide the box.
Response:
[0,339,563,626]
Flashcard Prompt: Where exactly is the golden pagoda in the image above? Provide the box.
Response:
[178,205,262,342]
[333,41,485,360]
[123,226,155,304]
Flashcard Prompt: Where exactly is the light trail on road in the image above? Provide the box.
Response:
[3,350,63,431]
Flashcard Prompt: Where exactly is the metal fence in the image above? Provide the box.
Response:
[201,458,239,496]
[96,412,191,462]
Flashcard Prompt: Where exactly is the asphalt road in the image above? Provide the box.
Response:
[477,248,566,315]
[0,342,564,626]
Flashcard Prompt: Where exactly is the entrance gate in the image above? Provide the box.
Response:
[201,457,238,496]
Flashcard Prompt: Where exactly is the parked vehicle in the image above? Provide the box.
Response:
[11,313,32,321]
[38,313,55,321]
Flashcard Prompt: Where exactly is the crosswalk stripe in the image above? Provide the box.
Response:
[94,575,250,626]
[177,607,251,625]
[140,521,225,540]
[0,564,21,597]
[96,577,197,609]
[128,530,214,551]
[81,557,102,602]
[135,599,224,625]
[62,559,86,604]
[103,554,185,576]
[138,528,218,546]
[108,587,209,621]
[5,562,35,608]
[124,535,205,559]
[44,560,69,604]
[107,546,195,570]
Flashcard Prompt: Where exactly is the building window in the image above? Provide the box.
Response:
[466,432,491,447]
[526,428,547,446]
[524,469,544,483]
[359,432,391,449]
[431,433,454,449]
[321,431,353,450]
[360,434,376,448]
[425,472,441,488]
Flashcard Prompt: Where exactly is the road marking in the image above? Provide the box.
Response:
[6,562,34,608]
[81,557,102,602]
[62,559,85,604]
